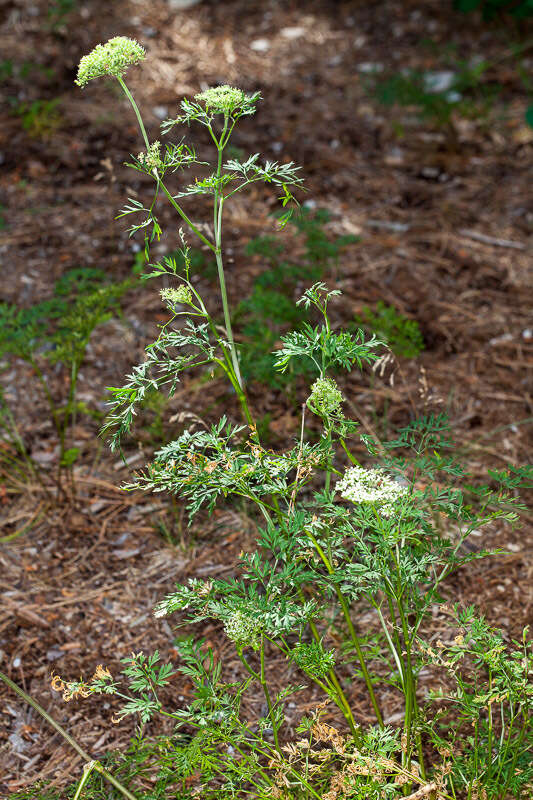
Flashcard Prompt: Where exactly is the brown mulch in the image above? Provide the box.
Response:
[0,0,532,794]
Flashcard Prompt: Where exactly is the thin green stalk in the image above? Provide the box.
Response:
[394,592,426,780]
[116,75,149,149]
[116,76,216,253]
[158,179,216,252]
[339,437,361,466]
[30,358,61,439]
[493,709,516,786]
[260,636,281,754]
[212,114,243,389]
[303,529,384,727]
[0,671,138,800]
[73,761,98,800]
[487,669,493,783]
[305,617,362,743]
[375,602,404,687]
[499,715,528,800]
[324,430,332,494]
[237,648,281,756]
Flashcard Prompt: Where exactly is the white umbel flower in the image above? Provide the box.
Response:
[224,610,262,650]
[195,85,247,113]
[336,466,407,517]
[160,286,193,306]
[76,36,146,87]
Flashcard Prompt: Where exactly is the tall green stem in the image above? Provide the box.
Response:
[0,671,138,800]
[238,647,281,756]
[306,614,362,743]
[213,115,243,389]
[260,636,281,754]
[304,529,384,727]
[116,75,149,149]
[116,76,216,254]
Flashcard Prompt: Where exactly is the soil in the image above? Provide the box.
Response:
[0,0,531,794]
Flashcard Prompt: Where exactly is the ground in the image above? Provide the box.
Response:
[0,0,532,794]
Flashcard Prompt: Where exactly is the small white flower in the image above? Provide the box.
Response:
[138,141,163,172]
[223,610,262,650]
[336,466,407,517]
[160,285,193,306]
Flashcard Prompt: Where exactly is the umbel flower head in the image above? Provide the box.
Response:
[195,85,253,114]
[336,465,407,518]
[307,377,344,417]
[75,36,146,87]
[224,610,262,650]
[160,285,193,306]
[138,141,163,172]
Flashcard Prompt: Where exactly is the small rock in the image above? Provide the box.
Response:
[250,39,270,53]
[168,0,203,7]
[8,733,27,753]
[420,166,440,180]
[89,500,108,514]
[152,105,168,120]
[424,71,455,93]
[357,62,384,74]
[112,548,141,559]
[280,27,305,39]
[385,147,404,166]
[46,648,64,662]
[489,333,513,346]
[446,91,462,103]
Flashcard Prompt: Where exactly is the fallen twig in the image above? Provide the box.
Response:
[458,229,525,250]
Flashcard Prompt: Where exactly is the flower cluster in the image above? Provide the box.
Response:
[336,466,407,517]
[307,377,344,417]
[75,37,146,87]
[160,285,193,306]
[195,85,248,114]
[138,141,163,172]
[223,610,263,650]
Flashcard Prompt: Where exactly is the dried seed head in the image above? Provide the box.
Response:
[76,36,146,87]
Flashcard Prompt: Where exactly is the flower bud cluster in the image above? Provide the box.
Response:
[160,285,193,306]
[138,141,163,172]
[75,36,145,87]
[223,610,262,650]
[195,85,247,114]
[307,377,344,417]
[336,466,407,517]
